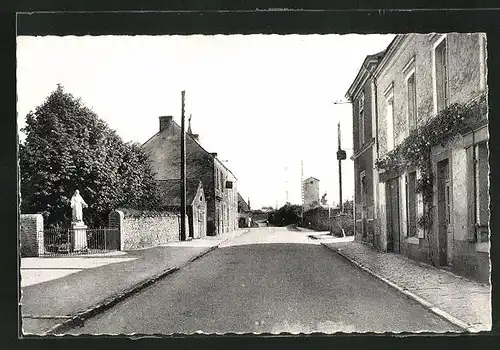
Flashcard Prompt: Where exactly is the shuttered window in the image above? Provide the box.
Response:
[467,142,489,242]
[406,171,417,237]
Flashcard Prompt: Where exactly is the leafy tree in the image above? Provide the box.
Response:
[269,203,303,227]
[19,84,161,227]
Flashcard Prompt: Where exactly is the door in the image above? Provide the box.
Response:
[385,178,400,253]
[437,159,450,266]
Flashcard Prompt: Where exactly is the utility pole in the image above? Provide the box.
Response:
[337,122,346,214]
[300,160,304,225]
[285,166,289,204]
[180,90,187,241]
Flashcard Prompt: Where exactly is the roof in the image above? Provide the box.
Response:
[143,117,238,181]
[157,178,203,207]
[345,50,386,100]
[238,193,250,212]
[304,177,320,182]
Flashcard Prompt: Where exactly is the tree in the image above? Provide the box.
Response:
[19,84,161,227]
[268,203,303,227]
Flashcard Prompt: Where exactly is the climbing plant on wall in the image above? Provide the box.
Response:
[375,94,487,264]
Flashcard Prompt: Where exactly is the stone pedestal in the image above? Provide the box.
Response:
[71,222,88,251]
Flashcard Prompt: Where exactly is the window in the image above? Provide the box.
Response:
[358,93,365,148]
[386,95,395,151]
[480,33,487,90]
[407,72,417,133]
[467,142,489,242]
[406,171,417,237]
[435,39,448,112]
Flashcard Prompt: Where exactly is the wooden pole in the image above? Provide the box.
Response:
[338,122,343,214]
[180,91,187,241]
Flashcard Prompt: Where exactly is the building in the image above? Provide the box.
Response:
[345,33,489,283]
[302,177,320,210]
[143,115,238,236]
[237,193,252,228]
[157,178,207,239]
[345,51,385,246]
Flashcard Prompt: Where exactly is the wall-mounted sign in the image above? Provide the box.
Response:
[337,150,347,160]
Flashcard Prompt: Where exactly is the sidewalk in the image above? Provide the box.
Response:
[320,239,491,332]
[21,228,248,335]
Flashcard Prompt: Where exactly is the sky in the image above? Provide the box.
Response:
[17,34,395,210]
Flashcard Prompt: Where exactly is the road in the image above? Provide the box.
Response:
[68,226,461,334]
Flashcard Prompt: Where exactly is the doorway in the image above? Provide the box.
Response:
[437,159,451,266]
[385,178,400,253]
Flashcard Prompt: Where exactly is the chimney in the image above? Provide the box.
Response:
[159,116,173,132]
[210,152,218,158]
[192,134,200,142]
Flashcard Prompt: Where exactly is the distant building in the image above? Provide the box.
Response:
[237,193,252,228]
[142,116,238,236]
[302,177,320,210]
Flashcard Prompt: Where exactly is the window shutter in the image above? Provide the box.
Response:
[466,146,476,242]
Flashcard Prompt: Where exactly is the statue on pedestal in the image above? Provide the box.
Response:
[70,190,89,251]
[71,190,88,225]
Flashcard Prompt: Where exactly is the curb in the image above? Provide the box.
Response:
[42,229,250,335]
[320,242,480,333]
[41,231,249,336]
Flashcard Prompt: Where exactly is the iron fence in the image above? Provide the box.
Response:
[43,227,120,256]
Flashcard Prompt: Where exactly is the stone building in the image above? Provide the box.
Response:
[237,193,252,228]
[157,178,207,239]
[345,51,385,246]
[142,116,238,236]
[302,177,320,211]
[345,33,489,283]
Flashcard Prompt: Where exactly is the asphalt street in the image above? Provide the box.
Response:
[68,226,461,334]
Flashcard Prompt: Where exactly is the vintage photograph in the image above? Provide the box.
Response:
[17,33,491,335]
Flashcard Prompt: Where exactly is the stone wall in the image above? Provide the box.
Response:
[20,214,44,257]
[303,208,354,236]
[109,210,188,251]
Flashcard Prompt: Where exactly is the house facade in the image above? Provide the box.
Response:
[345,51,385,246]
[346,33,489,283]
[143,116,238,236]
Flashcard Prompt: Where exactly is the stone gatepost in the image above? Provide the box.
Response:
[20,214,44,257]
[108,210,124,251]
